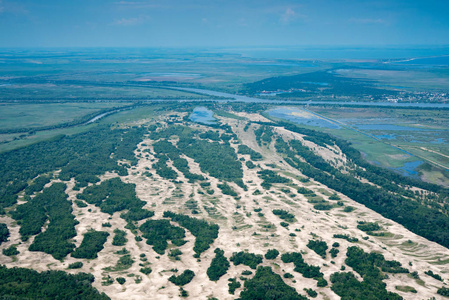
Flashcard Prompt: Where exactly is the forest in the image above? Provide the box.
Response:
[12,183,78,260]
[0,265,109,299]
[0,125,145,212]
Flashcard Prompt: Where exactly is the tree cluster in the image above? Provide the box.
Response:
[139,219,185,255]
[230,251,263,270]
[163,211,219,257]
[239,266,307,300]
[207,248,230,281]
[12,183,78,260]
[71,231,110,259]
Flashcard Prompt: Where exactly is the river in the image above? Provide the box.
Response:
[172,87,449,108]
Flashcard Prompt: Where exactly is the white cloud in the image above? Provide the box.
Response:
[349,18,388,25]
[280,8,296,24]
[113,15,150,26]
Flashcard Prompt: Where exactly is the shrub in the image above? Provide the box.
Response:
[264,249,279,260]
[68,262,83,269]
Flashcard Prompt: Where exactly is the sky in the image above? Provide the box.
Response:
[0,0,448,48]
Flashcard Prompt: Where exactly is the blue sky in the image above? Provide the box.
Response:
[0,0,448,47]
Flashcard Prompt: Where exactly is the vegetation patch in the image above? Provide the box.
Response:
[425,270,443,281]
[164,211,219,257]
[68,262,83,269]
[71,231,110,259]
[0,265,109,299]
[13,183,78,260]
[112,229,128,247]
[230,251,263,269]
[272,209,295,222]
[258,170,290,190]
[437,286,449,297]
[264,249,280,260]
[139,219,186,255]
[2,245,19,256]
[24,175,52,195]
[169,270,195,286]
[239,266,307,300]
[281,252,325,284]
[357,221,382,234]
[395,285,417,293]
[307,240,328,258]
[333,234,359,243]
[217,183,238,197]
[330,246,406,300]
[207,248,230,281]
[0,223,9,245]
[238,145,263,161]
[77,177,146,216]
[0,126,144,211]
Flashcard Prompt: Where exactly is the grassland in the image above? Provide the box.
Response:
[0,102,132,131]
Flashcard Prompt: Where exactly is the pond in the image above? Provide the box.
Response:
[189,107,217,125]
[392,160,424,178]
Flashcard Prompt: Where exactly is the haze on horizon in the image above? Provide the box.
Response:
[0,0,448,49]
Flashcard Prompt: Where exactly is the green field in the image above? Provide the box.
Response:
[0,102,131,131]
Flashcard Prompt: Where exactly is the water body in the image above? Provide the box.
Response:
[267,107,340,129]
[374,134,397,140]
[431,138,446,144]
[393,160,424,178]
[173,87,449,109]
[395,55,449,66]
[84,108,127,125]
[354,124,428,131]
[190,107,217,125]
[224,46,449,60]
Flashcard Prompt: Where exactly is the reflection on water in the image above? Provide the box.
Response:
[190,107,217,125]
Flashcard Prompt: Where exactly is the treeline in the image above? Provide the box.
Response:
[274,127,449,249]
[0,265,109,299]
[0,125,145,212]
[330,246,404,299]
[12,183,78,260]
[164,211,219,257]
[71,231,110,259]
